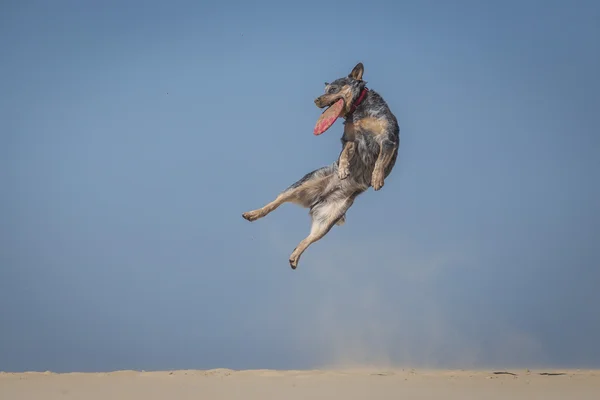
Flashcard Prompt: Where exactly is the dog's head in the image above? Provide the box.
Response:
[314,62,367,116]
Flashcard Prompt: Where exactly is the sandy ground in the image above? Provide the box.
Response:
[2,368,599,399]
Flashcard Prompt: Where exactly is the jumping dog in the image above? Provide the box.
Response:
[242,62,400,269]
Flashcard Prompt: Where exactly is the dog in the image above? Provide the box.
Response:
[242,62,400,269]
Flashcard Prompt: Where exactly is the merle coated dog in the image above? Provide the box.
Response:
[242,63,400,269]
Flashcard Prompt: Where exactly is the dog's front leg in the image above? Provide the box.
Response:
[371,139,397,191]
[337,141,356,180]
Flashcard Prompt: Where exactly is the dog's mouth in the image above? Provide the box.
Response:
[313,98,345,136]
[314,95,342,109]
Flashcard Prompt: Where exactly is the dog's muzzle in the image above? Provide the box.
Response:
[314,95,337,109]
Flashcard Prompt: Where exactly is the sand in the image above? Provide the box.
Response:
[2,368,599,399]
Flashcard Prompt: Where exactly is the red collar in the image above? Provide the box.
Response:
[349,87,368,114]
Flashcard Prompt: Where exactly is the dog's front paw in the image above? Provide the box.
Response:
[338,164,350,180]
[371,170,385,191]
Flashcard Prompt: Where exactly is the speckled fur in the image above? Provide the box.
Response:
[242,63,400,270]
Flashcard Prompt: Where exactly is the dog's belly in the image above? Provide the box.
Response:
[347,134,380,185]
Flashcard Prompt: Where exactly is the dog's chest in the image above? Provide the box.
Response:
[344,117,387,140]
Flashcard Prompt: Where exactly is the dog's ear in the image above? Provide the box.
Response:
[349,62,364,80]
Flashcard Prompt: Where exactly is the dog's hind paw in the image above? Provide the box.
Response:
[289,251,300,269]
[242,210,262,221]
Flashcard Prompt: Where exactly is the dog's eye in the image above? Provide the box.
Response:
[327,86,339,94]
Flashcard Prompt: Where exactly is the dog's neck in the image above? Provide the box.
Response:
[347,87,368,116]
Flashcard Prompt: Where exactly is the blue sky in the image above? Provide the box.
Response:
[1,0,599,372]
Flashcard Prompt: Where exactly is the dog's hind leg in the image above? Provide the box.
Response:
[242,192,291,222]
[288,192,358,269]
[242,165,334,222]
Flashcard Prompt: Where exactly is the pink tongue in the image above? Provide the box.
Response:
[313,99,344,135]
